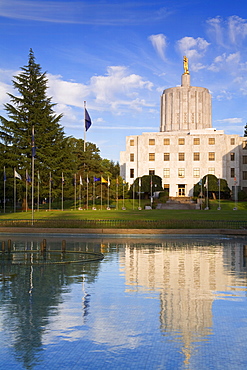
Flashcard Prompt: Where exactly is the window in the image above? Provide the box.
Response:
[243,156,247,164]
[149,169,155,175]
[193,152,200,161]
[208,138,215,145]
[209,152,215,161]
[178,138,185,145]
[130,169,134,178]
[178,153,185,161]
[164,168,170,178]
[230,152,235,161]
[193,168,200,178]
[231,138,235,145]
[164,138,170,145]
[130,153,134,162]
[164,153,170,161]
[193,138,200,145]
[149,153,155,161]
[243,171,247,180]
[149,139,155,145]
[243,141,247,150]
[231,168,235,178]
[208,167,215,175]
[130,139,134,146]
[178,168,185,178]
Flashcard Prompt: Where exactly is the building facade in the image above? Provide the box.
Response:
[120,60,247,197]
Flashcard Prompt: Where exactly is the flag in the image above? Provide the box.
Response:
[116,177,119,186]
[62,175,65,184]
[108,176,110,187]
[85,108,92,131]
[94,177,100,182]
[139,177,141,187]
[86,175,89,183]
[26,170,31,183]
[80,176,83,185]
[4,168,6,182]
[101,176,108,184]
[204,176,208,188]
[32,126,36,157]
[37,171,41,183]
[14,170,22,180]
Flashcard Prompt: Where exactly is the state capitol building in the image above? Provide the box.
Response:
[120,57,247,198]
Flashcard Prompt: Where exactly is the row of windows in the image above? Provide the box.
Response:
[129,168,238,179]
[130,152,217,161]
[130,138,237,146]
[130,153,247,163]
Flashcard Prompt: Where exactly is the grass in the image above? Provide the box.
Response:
[0,199,246,225]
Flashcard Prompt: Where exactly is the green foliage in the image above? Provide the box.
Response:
[0,49,73,204]
[244,122,247,137]
[193,174,230,199]
[129,175,163,198]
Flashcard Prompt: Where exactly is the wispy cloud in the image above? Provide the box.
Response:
[149,34,167,61]
[207,16,247,47]
[216,117,242,124]
[0,1,172,25]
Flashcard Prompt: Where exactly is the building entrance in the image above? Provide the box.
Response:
[178,185,185,196]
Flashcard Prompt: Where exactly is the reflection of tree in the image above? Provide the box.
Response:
[0,241,102,369]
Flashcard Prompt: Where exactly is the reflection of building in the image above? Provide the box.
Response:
[120,241,247,366]
[120,58,247,197]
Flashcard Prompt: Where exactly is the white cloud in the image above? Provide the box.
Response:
[47,66,154,118]
[177,36,210,60]
[216,118,242,124]
[207,16,247,47]
[149,34,167,61]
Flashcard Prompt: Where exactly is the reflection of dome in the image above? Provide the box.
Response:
[121,241,246,367]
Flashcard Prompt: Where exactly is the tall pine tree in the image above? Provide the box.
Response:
[0,49,73,207]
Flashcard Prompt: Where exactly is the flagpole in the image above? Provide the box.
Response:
[84,101,86,152]
[37,171,40,212]
[107,176,110,209]
[26,169,28,212]
[62,172,64,211]
[3,166,6,214]
[101,178,102,210]
[14,168,16,213]
[49,171,52,211]
[86,175,89,210]
[139,178,141,210]
[31,126,35,224]
[74,174,77,210]
[116,177,118,210]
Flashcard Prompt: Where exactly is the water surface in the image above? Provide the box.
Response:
[1,234,247,369]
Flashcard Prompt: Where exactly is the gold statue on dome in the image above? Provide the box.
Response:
[183,56,189,74]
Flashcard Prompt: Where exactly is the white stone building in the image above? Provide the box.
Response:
[120,60,247,198]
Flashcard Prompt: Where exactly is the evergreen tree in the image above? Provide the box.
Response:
[0,49,73,207]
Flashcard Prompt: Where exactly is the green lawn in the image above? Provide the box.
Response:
[0,199,246,222]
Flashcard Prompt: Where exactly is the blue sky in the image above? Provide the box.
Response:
[0,0,247,162]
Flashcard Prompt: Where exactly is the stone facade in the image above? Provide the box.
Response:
[120,62,247,197]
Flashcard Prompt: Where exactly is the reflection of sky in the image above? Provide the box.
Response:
[1,237,247,369]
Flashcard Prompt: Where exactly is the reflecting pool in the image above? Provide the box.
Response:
[1,234,247,369]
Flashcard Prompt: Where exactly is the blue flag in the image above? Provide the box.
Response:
[94,177,100,182]
[85,108,92,131]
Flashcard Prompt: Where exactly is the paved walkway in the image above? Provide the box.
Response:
[0,227,247,235]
